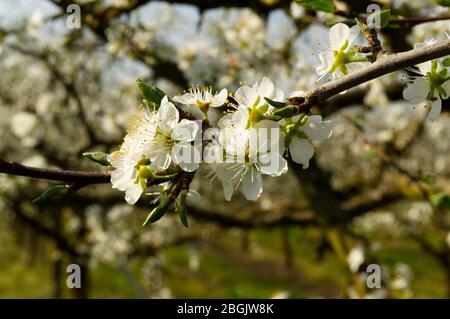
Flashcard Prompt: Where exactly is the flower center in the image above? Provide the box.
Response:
[427,59,450,98]
[281,115,308,146]
[195,99,211,112]
[328,40,368,76]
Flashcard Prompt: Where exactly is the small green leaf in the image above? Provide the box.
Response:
[443,58,450,67]
[431,192,450,208]
[136,79,166,110]
[143,196,172,226]
[178,190,189,228]
[380,10,391,28]
[295,0,334,12]
[82,152,110,166]
[32,185,66,203]
[272,105,296,118]
[437,0,450,7]
[264,97,286,109]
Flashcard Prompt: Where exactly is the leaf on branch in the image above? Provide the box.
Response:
[177,190,189,228]
[264,97,286,109]
[295,0,334,12]
[430,192,450,208]
[272,105,296,117]
[32,185,67,203]
[82,152,110,166]
[143,196,172,226]
[136,79,166,110]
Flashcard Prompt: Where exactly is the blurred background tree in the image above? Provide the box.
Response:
[1,0,450,298]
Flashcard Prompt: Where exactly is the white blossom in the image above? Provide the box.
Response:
[145,96,200,172]
[316,23,370,82]
[107,134,145,205]
[403,40,450,120]
[173,87,227,120]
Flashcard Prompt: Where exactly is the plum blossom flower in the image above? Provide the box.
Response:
[107,134,145,205]
[145,96,200,172]
[206,121,287,201]
[107,109,159,205]
[219,77,285,130]
[316,23,370,82]
[173,87,228,119]
[403,40,450,120]
[281,114,333,169]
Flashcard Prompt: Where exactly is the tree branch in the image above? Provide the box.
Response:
[0,159,110,185]
[289,40,450,113]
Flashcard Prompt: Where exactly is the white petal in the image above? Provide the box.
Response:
[329,23,349,50]
[257,77,274,98]
[273,88,285,101]
[222,181,235,201]
[242,166,263,201]
[124,184,143,205]
[235,85,258,107]
[171,143,200,172]
[347,25,361,46]
[254,120,284,154]
[158,96,179,134]
[417,61,432,75]
[171,119,199,142]
[402,78,430,103]
[187,190,201,203]
[149,151,171,171]
[173,93,194,105]
[180,105,204,120]
[427,98,442,121]
[289,138,314,169]
[302,116,333,140]
[110,168,134,191]
[210,88,228,107]
[316,51,334,76]
[258,153,288,177]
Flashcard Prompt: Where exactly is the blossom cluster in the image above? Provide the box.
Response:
[108,77,332,208]
[107,21,450,226]
[403,39,450,121]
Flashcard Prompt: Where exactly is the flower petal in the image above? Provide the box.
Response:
[427,98,442,121]
[171,143,200,172]
[210,88,228,107]
[149,151,172,171]
[402,78,430,103]
[329,23,349,50]
[222,181,235,201]
[289,137,314,169]
[124,183,143,205]
[302,116,333,140]
[242,166,263,201]
[258,153,288,177]
[171,119,199,142]
[256,77,274,98]
[235,85,258,107]
[316,51,334,76]
[158,96,179,134]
